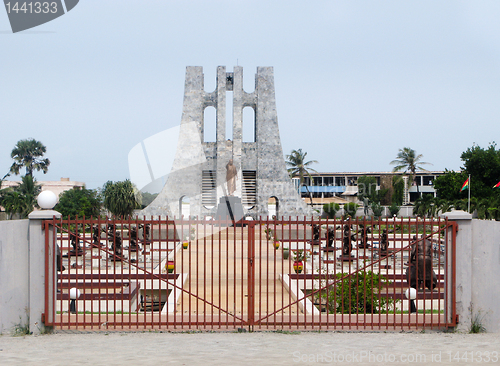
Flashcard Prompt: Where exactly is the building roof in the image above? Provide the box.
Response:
[307,171,445,176]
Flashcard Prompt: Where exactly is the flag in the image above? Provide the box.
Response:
[494,181,500,188]
[461,178,469,192]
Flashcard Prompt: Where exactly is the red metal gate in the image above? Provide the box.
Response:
[44,216,457,331]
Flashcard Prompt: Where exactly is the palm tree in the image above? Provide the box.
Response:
[286,149,318,205]
[16,175,41,213]
[390,147,431,201]
[1,190,30,219]
[102,180,140,218]
[0,176,41,218]
[10,138,50,177]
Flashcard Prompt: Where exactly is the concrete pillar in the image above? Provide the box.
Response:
[28,209,61,335]
[441,210,472,331]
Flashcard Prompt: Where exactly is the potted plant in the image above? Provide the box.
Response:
[274,240,280,249]
[293,249,307,274]
[183,240,189,249]
[283,247,290,260]
[165,260,175,273]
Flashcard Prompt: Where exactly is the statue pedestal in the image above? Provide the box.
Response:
[215,196,244,226]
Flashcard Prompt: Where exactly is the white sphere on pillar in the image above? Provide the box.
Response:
[37,190,58,209]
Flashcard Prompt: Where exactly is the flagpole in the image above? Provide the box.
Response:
[468,174,471,213]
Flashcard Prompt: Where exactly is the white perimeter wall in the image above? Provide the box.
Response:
[0,219,29,334]
[470,219,500,332]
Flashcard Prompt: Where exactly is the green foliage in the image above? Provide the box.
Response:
[392,176,404,205]
[388,203,400,217]
[13,317,31,336]
[470,197,500,221]
[55,188,102,219]
[0,190,29,219]
[433,169,468,201]
[9,138,50,177]
[433,143,500,220]
[293,249,308,262]
[286,149,318,205]
[469,309,486,333]
[102,180,140,218]
[370,201,383,218]
[323,202,340,219]
[391,147,431,189]
[343,202,359,218]
[140,192,158,208]
[413,195,455,217]
[16,175,41,211]
[357,176,377,202]
[461,143,500,200]
[0,176,41,219]
[321,271,396,314]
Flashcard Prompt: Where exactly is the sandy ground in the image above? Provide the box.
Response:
[1,331,499,365]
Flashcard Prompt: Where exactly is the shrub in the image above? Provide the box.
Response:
[323,202,340,219]
[320,270,396,314]
[388,203,400,217]
[370,202,383,218]
[343,202,359,219]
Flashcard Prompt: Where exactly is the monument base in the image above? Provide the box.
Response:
[215,196,244,226]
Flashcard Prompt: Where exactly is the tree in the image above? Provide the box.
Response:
[0,191,30,219]
[390,147,431,199]
[16,175,41,213]
[102,180,140,218]
[460,143,500,200]
[9,138,50,177]
[433,169,468,201]
[392,176,404,205]
[343,202,359,219]
[323,202,340,219]
[0,175,40,219]
[357,176,378,203]
[55,188,102,219]
[286,149,318,205]
[141,192,158,208]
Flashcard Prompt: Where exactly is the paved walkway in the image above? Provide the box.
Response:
[177,225,294,318]
[1,331,499,365]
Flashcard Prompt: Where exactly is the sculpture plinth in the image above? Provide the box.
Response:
[215,196,244,226]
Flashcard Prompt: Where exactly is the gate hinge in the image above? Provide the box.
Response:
[41,313,46,323]
[455,314,459,324]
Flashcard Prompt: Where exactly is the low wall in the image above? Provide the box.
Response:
[0,219,29,334]
[443,212,500,332]
[1,212,500,333]
[470,219,500,332]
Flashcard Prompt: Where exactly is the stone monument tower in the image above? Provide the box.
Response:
[141,66,311,219]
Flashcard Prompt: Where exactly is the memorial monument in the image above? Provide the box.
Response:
[140,66,311,219]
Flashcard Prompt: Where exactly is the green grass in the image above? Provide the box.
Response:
[394,309,444,314]
[469,311,486,333]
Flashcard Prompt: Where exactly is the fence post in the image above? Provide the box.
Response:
[247,221,255,331]
[441,210,472,331]
[28,209,61,335]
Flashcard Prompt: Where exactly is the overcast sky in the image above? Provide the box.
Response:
[2,1,500,191]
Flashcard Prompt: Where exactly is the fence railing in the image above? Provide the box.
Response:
[44,216,457,331]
